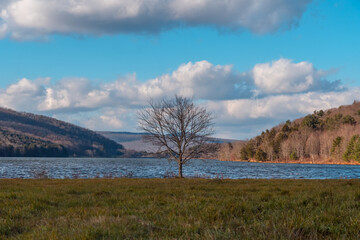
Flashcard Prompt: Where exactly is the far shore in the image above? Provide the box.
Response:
[220,158,360,165]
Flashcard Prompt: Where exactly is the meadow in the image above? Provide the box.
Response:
[1,178,360,239]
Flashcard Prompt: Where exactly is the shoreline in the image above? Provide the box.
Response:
[220,158,360,165]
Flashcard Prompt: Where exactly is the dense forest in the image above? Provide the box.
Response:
[218,101,360,163]
[0,107,124,157]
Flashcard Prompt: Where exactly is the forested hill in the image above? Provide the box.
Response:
[218,101,360,163]
[0,107,124,157]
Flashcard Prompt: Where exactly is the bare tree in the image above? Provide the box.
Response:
[138,96,214,178]
[305,133,320,163]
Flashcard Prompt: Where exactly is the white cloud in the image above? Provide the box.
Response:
[0,78,44,110]
[206,89,360,138]
[81,108,136,132]
[38,77,112,111]
[50,87,360,139]
[0,58,349,139]
[0,59,341,115]
[0,0,312,39]
[39,88,71,111]
[100,115,123,128]
[84,114,124,130]
[33,60,251,113]
[0,20,7,38]
[139,61,252,100]
[252,58,339,95]
[6,78,41,95]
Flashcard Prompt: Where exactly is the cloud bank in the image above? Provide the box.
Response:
[0,58,352,139]
[252,58,340,95]
[0,0,312,39]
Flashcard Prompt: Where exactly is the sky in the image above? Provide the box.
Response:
[0,0,360,139]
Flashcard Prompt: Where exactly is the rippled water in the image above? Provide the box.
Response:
[1,157,360,179]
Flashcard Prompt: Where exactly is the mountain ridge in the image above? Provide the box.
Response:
[0,107,124,157]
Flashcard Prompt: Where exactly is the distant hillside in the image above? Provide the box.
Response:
[98,132,155,152]
[218,101,360,163]
[0,108,124,157]
[99,131,234,151]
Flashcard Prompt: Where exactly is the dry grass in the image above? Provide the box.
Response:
[1,179,360,239]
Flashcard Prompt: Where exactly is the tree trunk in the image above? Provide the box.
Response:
[178,160,183,178]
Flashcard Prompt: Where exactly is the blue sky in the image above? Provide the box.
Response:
[0,0,359,139]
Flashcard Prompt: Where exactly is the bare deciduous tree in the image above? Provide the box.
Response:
[138,96,214,178]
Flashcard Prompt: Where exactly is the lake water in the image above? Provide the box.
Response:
[1,157,360,179]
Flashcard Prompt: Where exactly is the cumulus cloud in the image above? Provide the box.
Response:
[47,87,360,139]
[6,78,42,95]
[207,90,359,124]
[0,58,350,138]
[38,78,111,111]
[80,108,137,132]
[4,59,337,115]
[205,88,360,138]
[0,59,342,114]
[252,58,341,95]
[84,114,124,130]
[0,78,44,110]
[34,60,252,113]
[0,0,312,39]
[139,61,252,100]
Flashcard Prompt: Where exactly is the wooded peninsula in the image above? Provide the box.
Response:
[218,101,360,165]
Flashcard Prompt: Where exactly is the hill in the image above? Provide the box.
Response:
[0,108,124,157]
[99,131,235,158]
[98,132,155,153]
[218,101,360,163]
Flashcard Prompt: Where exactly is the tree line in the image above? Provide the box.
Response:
[218,101,360,163]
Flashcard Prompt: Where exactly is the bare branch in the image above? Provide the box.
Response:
[137,95,215,177]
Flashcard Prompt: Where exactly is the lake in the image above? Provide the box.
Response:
[1,157,360,179]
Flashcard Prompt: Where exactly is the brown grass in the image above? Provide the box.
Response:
[1,178,360,239]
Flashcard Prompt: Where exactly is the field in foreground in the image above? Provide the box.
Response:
[1,179,360,239]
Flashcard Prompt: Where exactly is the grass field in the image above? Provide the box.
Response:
[1,178,360,239]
